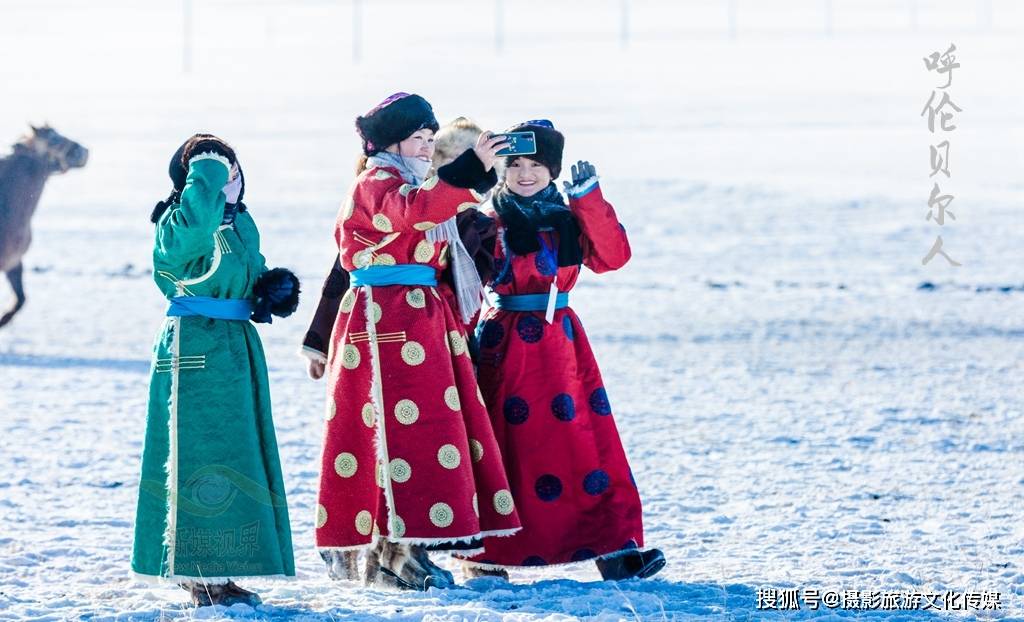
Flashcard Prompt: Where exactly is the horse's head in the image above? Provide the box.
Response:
[22,125,89,174]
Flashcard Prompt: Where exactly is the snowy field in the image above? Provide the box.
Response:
[1,1,1023,620]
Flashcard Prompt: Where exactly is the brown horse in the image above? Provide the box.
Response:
[0,125,88,328]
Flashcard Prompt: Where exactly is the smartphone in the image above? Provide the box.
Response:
[494,131,537,157]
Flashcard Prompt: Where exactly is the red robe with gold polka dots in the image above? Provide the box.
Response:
[464,183,644,568]
[316,164,521,551]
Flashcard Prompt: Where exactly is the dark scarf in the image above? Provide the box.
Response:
[492,183,583,267]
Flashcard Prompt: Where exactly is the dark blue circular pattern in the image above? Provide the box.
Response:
[535,251,557,276]
[534,474,563,501]
[522,556,547,566]
[516,314,544,343]
[583,469,610,495]
[503,396,530,425]
[551,393,576,422]
[479,320,505,349]
[589,387,612,415]
[571,548,597,562]
[562,315,574,341]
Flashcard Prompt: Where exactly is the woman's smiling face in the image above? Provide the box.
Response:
[504,157,551,197]
[390,128,436,162]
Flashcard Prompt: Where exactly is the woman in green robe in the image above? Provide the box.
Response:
[132,134,299,607]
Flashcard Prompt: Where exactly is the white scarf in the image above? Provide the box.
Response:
[365,153,485,324]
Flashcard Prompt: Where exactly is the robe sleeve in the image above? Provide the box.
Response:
[301,256,350,363]
[154,154,229,266]
[567,180,631,274]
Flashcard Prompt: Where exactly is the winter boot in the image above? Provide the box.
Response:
[595,548,666,581]
[321,549,361,581]
[462,561,509,581]
[365,539,456,590]
[183,580,262,607]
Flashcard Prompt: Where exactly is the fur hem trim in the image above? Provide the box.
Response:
[317,543,374,553]
[478,527,522,539]
[131,571,294,586]
[300,346,328,364]
[456,543,640,569]
[565,176,599,199]
[187,152,231,170]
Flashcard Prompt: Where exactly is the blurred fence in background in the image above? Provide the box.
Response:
[0,0,1018,75]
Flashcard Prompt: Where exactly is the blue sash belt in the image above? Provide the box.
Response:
[166,296,254,320]
[493,292,570,312]
[351,264,438,287]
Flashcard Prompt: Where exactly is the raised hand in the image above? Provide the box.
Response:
[473,131,510,172]
[563,160,597,193]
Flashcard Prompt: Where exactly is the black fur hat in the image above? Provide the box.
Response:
[502,120,565,179]
[355,93,440,156]
[151,135,245,223]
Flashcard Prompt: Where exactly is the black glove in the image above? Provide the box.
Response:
[562,160,597,193]
[251,268,301,324]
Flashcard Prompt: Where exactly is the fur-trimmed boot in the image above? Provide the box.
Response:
[320,549,361,581]
[182,580,263,607]
[365,539,455,590]
[595,548,666,581]
[462,561,509,581]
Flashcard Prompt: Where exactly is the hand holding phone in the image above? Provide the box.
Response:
[494,131,537,157]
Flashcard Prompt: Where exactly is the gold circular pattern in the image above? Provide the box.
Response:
[493,489,515,515]
[413,221,436,231]
[457,201,477,213]
[437,444,461,469]
[341,197,356,221]
[373,169,394,181]
[399,184,414,197]
[366,301,382,324]
[373,253,396,266]
[389,458,412,483]
[391,515,406,538]
[316,504,327,529]
[444,386,461,411]
[353,250,373,268]
[334,452,358,478]
[406,288,426,309]
[429,502,454,528]
[394,399,420,425]
[372,214,393,233]
[355,510,373,536]
[448,331,467,356]
[420,176,439,191]
[341,344,361,369]
[361,402,375,428]
[469,439,484,463]
[414,240,435,263]
[340,289,357,313]
[401,341,426,366]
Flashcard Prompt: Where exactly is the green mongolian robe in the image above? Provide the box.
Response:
[131,154,295,583]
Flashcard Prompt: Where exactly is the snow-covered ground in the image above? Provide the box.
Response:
[1,1,1023,620]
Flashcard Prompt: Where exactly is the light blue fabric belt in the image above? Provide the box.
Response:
[351,264,438,287]
[166,296,254,320]
[493,292,570,312]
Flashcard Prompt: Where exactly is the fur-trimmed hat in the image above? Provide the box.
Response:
[355,93,440,156]
[501,119,565,179]
[433,117,483,169]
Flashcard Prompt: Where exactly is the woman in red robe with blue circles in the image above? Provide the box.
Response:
[460,120,665,581]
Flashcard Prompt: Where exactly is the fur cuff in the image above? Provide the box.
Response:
[565,175,599,199]
[300,345,327,364]
[251,267,301,324]
[437,149,498,194]
[187,152,231,171]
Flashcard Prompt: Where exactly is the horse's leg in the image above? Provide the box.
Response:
[0,263,26,328]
